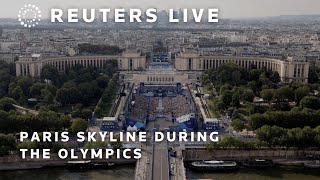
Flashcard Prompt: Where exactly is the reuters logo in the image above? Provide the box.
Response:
[18,4,42,28]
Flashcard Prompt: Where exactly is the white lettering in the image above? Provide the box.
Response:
[51,9,63,22]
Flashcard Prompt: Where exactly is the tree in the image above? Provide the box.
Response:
[308,68,319,84]
[219,84,231,95]
[214,100,226,112]
[70,118,87,134]
[43,93,54,104]
[287,128,303,148]
[314,126,320,147]
[41,65,61,86]
[256,125,287,147]
[60,115,71,130]
[0,62,12,98]
[56,85,81,105]
[260,89,274,103]
[17,141,38,150]
[84,140,108,149]
[231,93,241,108]
[216,63,247,85]
[250,113,266,129]
[294,86,310,104]
[300,96,320,110]
[249,69,263,81]
[256,125,273,147]
[232,119,245,132]
[221,90,233,106]
[0,97,16,111]
[10,86,25,104]
[247,81,258,94]
[270,71,280,83]
[219,134,237,148]
[55,88,70,105]
[242,89,255,102]
[0,133,15,156]
[273,86,294,102]
[37,110,61,131]
[82,109,93,120]
[301,126,316,148]
[231,70,241,86]
[16,77,33,97]
[259,72,270,85]
[30,83,46,98]
[96,76,110,89]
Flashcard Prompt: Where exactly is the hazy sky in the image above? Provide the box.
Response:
[1,0,320,18]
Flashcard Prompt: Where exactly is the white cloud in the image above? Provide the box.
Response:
[1,0,320,18]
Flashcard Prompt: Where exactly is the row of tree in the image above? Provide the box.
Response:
[260,85,313,104]
[0,114,87,156]
[203,63,281,94]
[0,110,71,134]
[5,60,118,112]
[0,61,15,99]
[94,75,119,118]
[249,109,320,129]
[0,133,15,156]
[207,134,263,151]
[218,85,255,110]
[207,125,320,151]
[256,125,320,148]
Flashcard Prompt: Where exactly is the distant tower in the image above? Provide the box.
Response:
[0,27,3,37]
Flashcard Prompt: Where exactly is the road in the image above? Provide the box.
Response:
[171,146,186,180]
[152,136,170,180]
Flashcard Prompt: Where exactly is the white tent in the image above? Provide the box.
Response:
[127,125,138,132]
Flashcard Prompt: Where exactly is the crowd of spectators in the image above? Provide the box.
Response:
[138,85,179,93]
[129,95,149,120]
[129,93,191,121]
[163,95,191,117]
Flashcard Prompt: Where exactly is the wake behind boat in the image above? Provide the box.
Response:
[190,160,239,172]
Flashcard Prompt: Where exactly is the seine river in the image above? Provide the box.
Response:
[0,165,135,180]
[1,165,320,180]
[186,166,320,180]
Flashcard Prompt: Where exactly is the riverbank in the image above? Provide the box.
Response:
[182,148,320,161]
[0,154,136,171]
[0,164,135,180]
[186,165,320,180]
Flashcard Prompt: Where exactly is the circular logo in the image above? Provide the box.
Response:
[18,4,42,28]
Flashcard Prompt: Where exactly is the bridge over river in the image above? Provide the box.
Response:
[135,132,187,180]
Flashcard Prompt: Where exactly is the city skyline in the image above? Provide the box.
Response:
[0,0,319,19]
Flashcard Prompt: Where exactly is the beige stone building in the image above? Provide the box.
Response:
[16,50,146,77]
[120,70,202,84]
[175,49,310,83]
[16,48,310,83]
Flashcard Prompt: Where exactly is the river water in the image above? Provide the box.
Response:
[1,165,320,180]
[186,166,320,180]
[0,165,135,180]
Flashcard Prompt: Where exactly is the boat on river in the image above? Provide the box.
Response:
[304,160,320,169]
[66,160,115,170]
[190,160,239,171]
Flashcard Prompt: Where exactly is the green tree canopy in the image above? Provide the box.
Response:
[70,118,87,134]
